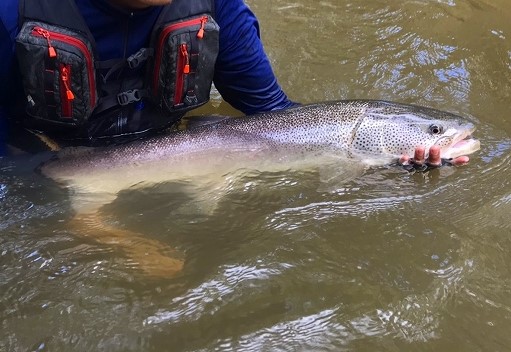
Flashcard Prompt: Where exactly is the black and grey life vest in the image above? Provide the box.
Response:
[15,0,219,135]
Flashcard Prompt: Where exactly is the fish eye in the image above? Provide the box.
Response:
[429,124,443,135]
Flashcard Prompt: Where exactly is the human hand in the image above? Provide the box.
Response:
[399,145,470,173]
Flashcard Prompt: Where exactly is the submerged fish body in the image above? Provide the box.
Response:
[41,100,480,213]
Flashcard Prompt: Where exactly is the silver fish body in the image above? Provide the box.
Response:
[40,100,480,212]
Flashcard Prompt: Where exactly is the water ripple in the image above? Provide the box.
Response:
[144,262,291,327]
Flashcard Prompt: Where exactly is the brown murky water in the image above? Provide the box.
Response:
[1,0,511,351]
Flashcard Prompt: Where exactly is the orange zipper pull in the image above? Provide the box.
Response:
[61,66,75,100]
[181,44,190,74]
[35,27,57,58]
[197,17,208,39]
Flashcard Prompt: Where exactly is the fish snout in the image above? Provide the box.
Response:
[433,126,480,159]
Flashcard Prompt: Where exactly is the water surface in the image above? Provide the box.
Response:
[1,0,511,351]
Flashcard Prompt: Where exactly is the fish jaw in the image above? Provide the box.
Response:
[433,125,481,159]
[439,137,480,159]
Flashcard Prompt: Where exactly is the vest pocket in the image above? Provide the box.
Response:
[150,14,219,115]
[15,21,97,127]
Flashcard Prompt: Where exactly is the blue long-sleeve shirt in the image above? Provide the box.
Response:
[0,0,294,153]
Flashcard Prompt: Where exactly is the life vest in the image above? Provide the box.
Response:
[15,0,219,138]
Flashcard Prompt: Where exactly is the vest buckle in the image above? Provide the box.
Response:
[127,48,152,69]
[117,89,141,106]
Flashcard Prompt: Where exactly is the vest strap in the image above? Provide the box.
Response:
[93,89,150,114]
[95,58,125,70]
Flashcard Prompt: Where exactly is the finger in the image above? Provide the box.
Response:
[450,155,470,166]
[427,145,442,167]
[413,146,426,165]
[399,154,410,165]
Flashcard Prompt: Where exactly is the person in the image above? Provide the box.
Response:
[0,0,465,168]
[0,0,295,153]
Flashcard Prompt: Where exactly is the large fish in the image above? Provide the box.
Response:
[41,100,480,204]
[39,100,480,276]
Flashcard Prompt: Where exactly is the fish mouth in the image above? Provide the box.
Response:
[435,126,481,159]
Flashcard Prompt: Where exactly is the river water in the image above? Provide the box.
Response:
[1,0,511,351]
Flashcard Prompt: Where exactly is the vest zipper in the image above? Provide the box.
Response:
[59,64,74,117]
[174,43,190,105]
[34,27,57,58]
[153,16,208,99]
[32,26,96,108]
[197,17,207,39]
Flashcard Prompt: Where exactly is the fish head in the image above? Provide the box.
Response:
[352,105,480,160]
